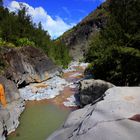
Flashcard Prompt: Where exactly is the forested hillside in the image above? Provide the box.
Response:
[85,0,140,86]
[0,0,71,70]
[59,1,108,60]
[0,0,139,86]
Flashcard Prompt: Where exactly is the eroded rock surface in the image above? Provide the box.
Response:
[47,87,140,140]
[79,79,114,106]
[0,76,19,103]
[0,99,25,140]
[3,46,61,87]
[19,76,70,101]
[0,76,25,140]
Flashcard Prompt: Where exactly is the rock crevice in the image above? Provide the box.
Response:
[0,76,25,140]
[47,87,140,140]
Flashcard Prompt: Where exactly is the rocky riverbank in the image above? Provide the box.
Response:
[4,46,137,140]
[18,61,89,106]
[0,99,25,140]
[0,76,25,140]
[0,46,64,140]
[1,57,140,140]
[3,46,61,87]
[0,54,89,140]
[47,86,140,140]
[19,76,70,101]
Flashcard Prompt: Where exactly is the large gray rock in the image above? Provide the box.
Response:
[0,99,25,140]
[79,79,114,106]
[47,87,140,140]
[0,76,25,140]
[3,46,61,87]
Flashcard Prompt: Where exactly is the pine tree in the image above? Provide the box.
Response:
[0,4,71,67]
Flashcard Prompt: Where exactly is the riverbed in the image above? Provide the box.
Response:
[8,62,89,140]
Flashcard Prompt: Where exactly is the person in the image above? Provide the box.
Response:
[0,84,7,108]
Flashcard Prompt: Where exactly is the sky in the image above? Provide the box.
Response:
[3,0,105,38]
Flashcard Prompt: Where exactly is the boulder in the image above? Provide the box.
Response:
[0,99,25,140]
[3,46,61,87]
[0,76,25,140]
[79,79,114,106]
[47,87,140,140]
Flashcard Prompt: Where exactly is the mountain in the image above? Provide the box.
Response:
[59,1,109,60]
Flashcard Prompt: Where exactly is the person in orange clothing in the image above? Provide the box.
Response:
[0,84,7,108]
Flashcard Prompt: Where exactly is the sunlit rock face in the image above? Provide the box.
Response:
[3,46,61,87]
[47,87,140,140]
[59,2,108,60]
[19,76,70,101]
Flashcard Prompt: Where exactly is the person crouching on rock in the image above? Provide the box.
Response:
[0,84,7,108]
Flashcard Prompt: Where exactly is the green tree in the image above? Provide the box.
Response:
[85,0,140,86]
[0,5,71,67]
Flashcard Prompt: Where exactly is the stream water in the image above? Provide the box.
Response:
[8,62,88,140]
[8,101,70,140]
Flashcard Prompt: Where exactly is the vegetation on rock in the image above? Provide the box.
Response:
[85,0,140,86]
[58,1,108,60]
[0,2,71,68]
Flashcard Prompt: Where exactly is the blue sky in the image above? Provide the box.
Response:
[4,0,105,38]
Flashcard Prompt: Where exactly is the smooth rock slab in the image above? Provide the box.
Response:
[47,87,140,140]
[0,76,25,140]
[0,99,25,140]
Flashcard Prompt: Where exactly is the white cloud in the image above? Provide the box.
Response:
[7,1,75,39]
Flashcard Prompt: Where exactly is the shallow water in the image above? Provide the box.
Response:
[8,101,70,140]
[8,63,86,140]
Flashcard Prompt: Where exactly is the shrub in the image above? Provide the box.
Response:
[85,0,140,86]
[0,38,15,48]
[86,45,140,86]
[16,38,35,47]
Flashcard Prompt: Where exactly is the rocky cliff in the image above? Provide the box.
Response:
[0,45,62,139]
[0,76,25,140]
[1,46,61,87]
[59,1,108,60]
[47,86,140,140]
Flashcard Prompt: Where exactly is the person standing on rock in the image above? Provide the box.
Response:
[0,84,7,108]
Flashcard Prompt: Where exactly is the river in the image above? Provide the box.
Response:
[8,62,88,140]
[8,102,70,140]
